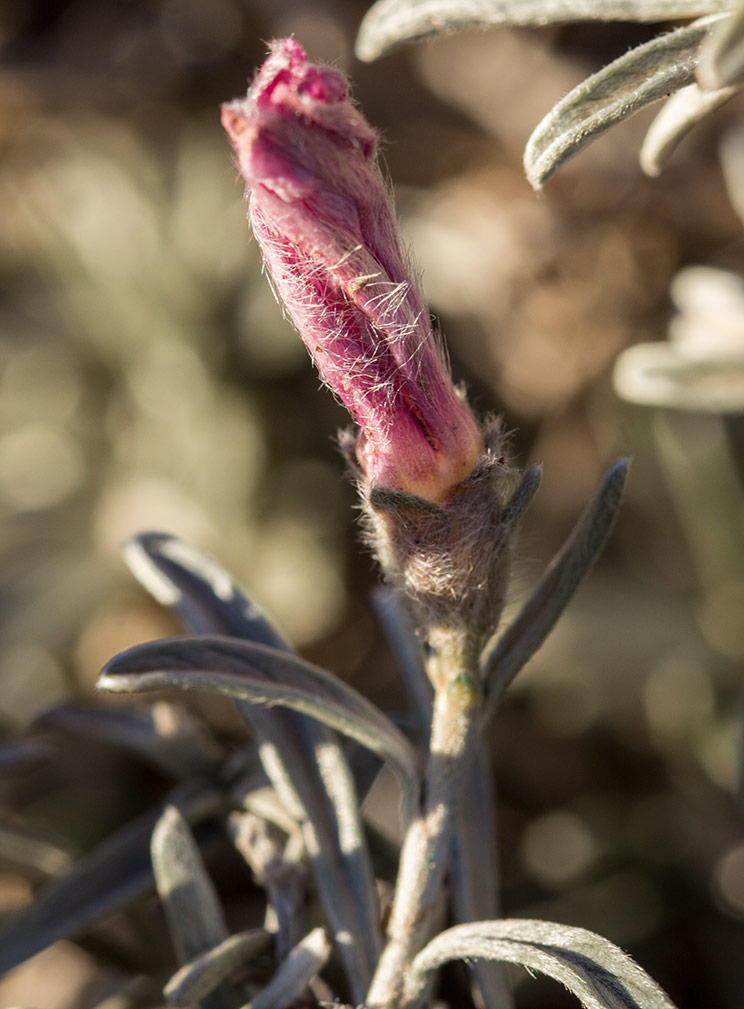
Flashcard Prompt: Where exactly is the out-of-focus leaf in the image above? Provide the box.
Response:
[124,533,290,651]
[248,927,331,1009]
[371,587,432,739]
[152,806,238,1009]
[482,461,629,714]
[0,816,73,877]
[641,81,737,175]
[0,741,51,775]
[99,637,419,816]
[90,977,162,1009]
[35,701,223,778]
[164,929,271,1006]
[356,0,728,61]
[0,783,223,975]
[151,805,228,960]
[524,18,721,188]
[450,746,512,1009]
[492,463,542,567]
[229,813,305,961]
[698,3,744,88]
[125,534,381,1000]
[404,920,678,1009]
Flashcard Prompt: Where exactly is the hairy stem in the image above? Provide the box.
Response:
[365,631,481,1009]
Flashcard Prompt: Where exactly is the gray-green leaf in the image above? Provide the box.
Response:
[124,534,381,1000]
[164,929,271,1006]
[0,783,223,975]
[698,3,744,88]
[151,805,228,962]
[482,460,629,713]
[356,0,729,61]
[404,919,678,1009]
[640,81,738,176]
[98,636,419,818]
[524,17,723,188]
[245,927,331,1009]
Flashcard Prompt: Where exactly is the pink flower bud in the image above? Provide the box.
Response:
[222,38,482,503]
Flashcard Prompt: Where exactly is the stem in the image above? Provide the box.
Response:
[365,631,481,1009]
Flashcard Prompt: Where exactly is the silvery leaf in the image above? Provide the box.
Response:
[493,463,543,566]
[124,534,381,997]
[525,18,722,189]
[99,636,419,816]
[356,0,729,61]
[640,81,738,175]
[0,817,73,878]
[152,806,237,1009]
[0,783,223,975]
[228,813,305,961]
[698,3,744,88]
[245,713,379,1001]
[0,741,51,775]
[404,919,678,1009]
[247,927,331,1009]
[720,125,744,224]
[450,747,512,1009]
[35,701,223,778]
[371,587,432,738]
[124,533,289,651]
[164,929,271,1006]
[482,460,629,714]
[151,806,228,961]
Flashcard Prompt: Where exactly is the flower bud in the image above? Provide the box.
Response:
[222,38,482,503]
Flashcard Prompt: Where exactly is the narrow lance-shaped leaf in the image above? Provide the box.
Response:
[99,636,419,818]
[356,0,729,61]
[640,81,738,176]
[151,806,229,961]
[524,18,723,189]
[403,919,679,1009]
[248,927,332,1009]
[34,701,223,778]
[482,460,629,716]
[228,813,305,962]
[151,806,236,1009]
[371,587,432,739]
[123,534,382,998]
[124,533,290,650]
[0,782,224,976]
[450,746,513,1009]
[164,929,271,1007]
[698,3,744,89]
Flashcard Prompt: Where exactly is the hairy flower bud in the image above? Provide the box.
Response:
[221,38,482,503]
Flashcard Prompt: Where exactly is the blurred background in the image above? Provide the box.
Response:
[1,0,744,1006]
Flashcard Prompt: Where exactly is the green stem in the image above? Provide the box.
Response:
[365,631,481,1009]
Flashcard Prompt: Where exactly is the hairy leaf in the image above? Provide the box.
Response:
[248,927,331,1009]
[35,701,223,778]
[0,784,223,975]
[356,0,729,61]
[164,929,271,1006]
[151,805,228,961]
[640,81,738,174]
[124,533,290,650]
[524,18,722,188]
[99,636,418,814]
[124,534,381,997]
[482,460,629,714]
[450,747,513,1009]
[404,919,678,1009]
[371,587,432,738]
[698,3,744,88]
